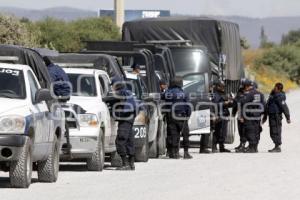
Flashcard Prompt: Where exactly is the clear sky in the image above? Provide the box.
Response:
[1,0,300,18]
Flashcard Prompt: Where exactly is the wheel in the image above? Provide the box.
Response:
[37,134,60,183]
[10,138,32,188]
[110,152,122,167]
[135,133,149,162]
[87,130,105,171]
[157,120,167,156]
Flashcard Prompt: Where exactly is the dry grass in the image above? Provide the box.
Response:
[243,50,298,93]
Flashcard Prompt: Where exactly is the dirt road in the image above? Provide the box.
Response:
[1,90,300,200]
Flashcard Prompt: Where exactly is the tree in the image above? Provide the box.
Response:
[281,29,300,45]
[259,26,268,48]
[0,15,38,47]
[240,37,250,50]
[35,17,120,52]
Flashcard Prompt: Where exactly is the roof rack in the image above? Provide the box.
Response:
[146,40,192,46]
[0,56,19,61]
[55,63,94,68]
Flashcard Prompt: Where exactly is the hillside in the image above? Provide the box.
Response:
[0,7,300,48]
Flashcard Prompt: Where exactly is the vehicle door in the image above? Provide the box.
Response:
[27,70,51,155]
[97,73,116,148]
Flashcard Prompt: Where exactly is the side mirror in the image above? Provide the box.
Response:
[102,95,118,104]
[35,89,53,104]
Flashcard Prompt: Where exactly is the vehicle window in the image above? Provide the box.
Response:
[171,49,210,76]
[27,70,40,102]
[0,68,26,99]
[126,79,142,99]
[98,75,111,97]
[183,74,206,94]
[68,74,97,97]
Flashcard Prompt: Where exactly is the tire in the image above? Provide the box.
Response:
[157,120,167,156]
[87,130,105,171]
[10,138,32,188]
[37,134,60,183]
[110,151,122,167]
[135,133,149,162]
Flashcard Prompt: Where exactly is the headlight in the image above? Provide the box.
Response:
[78,114,99,127]
[0,115,26,134]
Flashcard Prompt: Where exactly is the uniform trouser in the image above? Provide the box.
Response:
[167,119,190,151]
[244,120,261,145]
[237,120,247,143]
[269,114,283,145]
[116,121,135,157]
[213,119,228,144]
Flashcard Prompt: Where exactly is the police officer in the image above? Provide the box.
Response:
[131,63,141,75]
[232,83,247,153]
[43,56,71,99]
[43,56,72,155]
[211,80,231,153]
[240,80,265,153]
[163,77,192,159]
[111,77,137,170]
[263,83,291,153]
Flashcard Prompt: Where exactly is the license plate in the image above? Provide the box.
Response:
[79,138,90,143]
[133,126,147,139]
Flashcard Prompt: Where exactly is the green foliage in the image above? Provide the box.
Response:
[240,37,250,49]
[255,45,300,83]
[281,29,300,45]
[35,17,120,52]
[0,15,38,47]
[0,16,120,52]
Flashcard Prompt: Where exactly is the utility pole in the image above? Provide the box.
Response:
[114,0,124,30]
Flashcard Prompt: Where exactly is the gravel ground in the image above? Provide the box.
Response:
[1,90,300,200]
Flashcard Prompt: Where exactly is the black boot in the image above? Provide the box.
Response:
[212,144,218,153]
[116,156,131,170]
[129,156,135,170]
[200,147,211,154]
[245,144,257,153]
[184,150,193,159]
[219,143,231,153]
[235,142,244,150]
[235,143,246,153]
[268,145,281,153]
[171,148,180,159]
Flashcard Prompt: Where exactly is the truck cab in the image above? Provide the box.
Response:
[0,63,63,188]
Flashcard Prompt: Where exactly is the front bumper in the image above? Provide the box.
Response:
[0,135,27,162]
[60,127,99,159]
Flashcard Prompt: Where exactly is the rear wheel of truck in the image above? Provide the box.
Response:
[87,130,105,171]
[135,133,149,162]
[37,134,60,183]
[10,138,32,188]
[110,152,122,167]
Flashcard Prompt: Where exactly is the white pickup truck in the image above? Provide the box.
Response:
[0,63,64,188]
[60,68,119,170]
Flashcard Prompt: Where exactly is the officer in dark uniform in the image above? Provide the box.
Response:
[163,77,192,159]
[263,83,291,153]
[211,80,231,153]
[110,77,137,170]
[131,63,141,75]
[240,80,265,153]
[44,56,72,155]
[232,83,247,153]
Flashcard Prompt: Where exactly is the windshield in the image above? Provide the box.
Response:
[68,74,97,97]
[183,74,206,94]
[171,49,210,76]
[0,68,26,99]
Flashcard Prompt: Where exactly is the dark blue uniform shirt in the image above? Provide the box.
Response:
[266,92,290,120]
[47,63,71,97]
